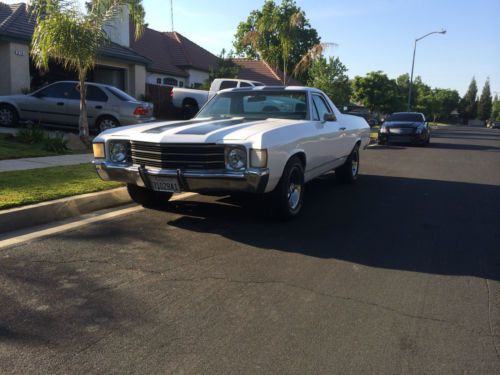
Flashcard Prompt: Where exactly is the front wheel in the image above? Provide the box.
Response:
[0,104,18,127]
[127,184,173,208]
[271,156,305,220]
[335,144,360,184]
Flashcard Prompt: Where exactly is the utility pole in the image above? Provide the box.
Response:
[170,0,174,32]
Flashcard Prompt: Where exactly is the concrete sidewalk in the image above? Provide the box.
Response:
[0,153,93,172]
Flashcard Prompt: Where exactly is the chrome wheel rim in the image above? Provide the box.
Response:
[0,108,13,126]
[100,119,116,132]
[351,149,359,177]
[287,169,302,210]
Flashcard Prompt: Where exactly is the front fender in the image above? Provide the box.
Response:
[266,146,306,192]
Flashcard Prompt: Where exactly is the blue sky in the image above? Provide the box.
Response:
[143,0,500,96]
[5,0,499,95]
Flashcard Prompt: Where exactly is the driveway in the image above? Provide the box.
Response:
[1,126,499,374]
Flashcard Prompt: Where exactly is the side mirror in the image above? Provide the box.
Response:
[323,113,337,122]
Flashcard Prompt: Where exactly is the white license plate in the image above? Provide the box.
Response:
[390,128,403,134]
[149,176,181,192]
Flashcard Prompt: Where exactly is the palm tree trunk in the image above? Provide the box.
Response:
[78,69,89,146]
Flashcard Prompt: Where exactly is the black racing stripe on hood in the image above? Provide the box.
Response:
[143,119,206,133]
[175,118,257,135]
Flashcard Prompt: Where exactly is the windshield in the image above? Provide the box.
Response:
[386,113,424,122]
[197,91,308,120]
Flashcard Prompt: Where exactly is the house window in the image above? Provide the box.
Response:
[156,78,161,84]
[163,77,178,86]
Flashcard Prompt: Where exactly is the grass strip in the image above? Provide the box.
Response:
[0,134,60,160]
[0,163,123,210]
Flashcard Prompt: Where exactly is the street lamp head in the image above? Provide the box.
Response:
[440,29,447,34]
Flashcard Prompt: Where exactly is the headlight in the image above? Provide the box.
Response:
[416,125,425,134]
[379,125,386,133]
[226,146,247,171]
[250,149,268,168]
[109,141,129,163]
[93,143,105,158]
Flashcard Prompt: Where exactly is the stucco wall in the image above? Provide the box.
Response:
[103,6,130,47]
[0,42,30,95]
[131,64,146,98]
[146,72,186,87]
[9,42,30,94]
[187,69,209,88]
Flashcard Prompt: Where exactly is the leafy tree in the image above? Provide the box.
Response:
[418,88,460,122]
[307,56,351,107]
[30,0,145,143]
[351,71,399,114]
[492,95,500,121]
[459,77,478,123]
[201,49,241,90]
[233,0,320,83]
[477,78,492,120]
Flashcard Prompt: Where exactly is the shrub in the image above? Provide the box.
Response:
[16,124,46,144]
[42,133,68,153]
[16,125,68,154]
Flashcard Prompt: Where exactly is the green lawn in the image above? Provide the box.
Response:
[0,163,123,210]
[0,134,61,160]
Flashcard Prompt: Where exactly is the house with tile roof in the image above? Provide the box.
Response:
[130,25,301,90]
[129,26,219,89]
[0,2,150,97]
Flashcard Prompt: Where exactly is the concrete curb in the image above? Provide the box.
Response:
[0,187,131,234]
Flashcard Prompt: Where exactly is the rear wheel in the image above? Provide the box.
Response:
[182,100,199,119]
[0,104,18,127]
[96,116,119,133]
[335,144,360,184]
[127,184,173,208]
[271,156,305,220]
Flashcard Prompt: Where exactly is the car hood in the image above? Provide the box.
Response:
[384,121,424,128]
[97,117,301,143]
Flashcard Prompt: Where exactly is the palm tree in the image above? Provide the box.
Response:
[30,0,145,144]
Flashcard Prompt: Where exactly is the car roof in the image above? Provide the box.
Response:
[47,80,111,89]
[391,112,424,115]
[219,85,321,93]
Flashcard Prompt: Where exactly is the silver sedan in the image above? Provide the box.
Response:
[0,81,155,132]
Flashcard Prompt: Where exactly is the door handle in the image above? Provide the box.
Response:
[95,105,103,109]
[56,102,64,106]
[339,127,347,131]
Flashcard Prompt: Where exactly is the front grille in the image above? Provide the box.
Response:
[130,141,225,170]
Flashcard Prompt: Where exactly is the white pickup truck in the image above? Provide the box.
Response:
[171,78,263,117]
[93,86,370,219]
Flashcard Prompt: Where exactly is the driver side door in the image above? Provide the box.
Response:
[30,82,79,126]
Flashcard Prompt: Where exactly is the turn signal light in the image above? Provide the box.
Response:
[133,106,148,116]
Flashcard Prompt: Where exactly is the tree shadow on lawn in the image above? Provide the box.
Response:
[161,174,500,282]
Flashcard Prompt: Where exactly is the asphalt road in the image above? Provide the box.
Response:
[1,126,499,374]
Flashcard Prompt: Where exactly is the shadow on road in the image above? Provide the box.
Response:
[163,174,500,281]
[427,142,500,152]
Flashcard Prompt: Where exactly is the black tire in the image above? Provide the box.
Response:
[182,100,199,119]
[0,104,19,127]
[96,116,119,133]
[335,144,360,184]
[271,156,305,220]
[127,184,173,208]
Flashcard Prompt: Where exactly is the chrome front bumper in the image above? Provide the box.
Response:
[93,161,269,193]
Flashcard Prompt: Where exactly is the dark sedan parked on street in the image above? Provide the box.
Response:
[378,112,430,146]
[0,81,155,133]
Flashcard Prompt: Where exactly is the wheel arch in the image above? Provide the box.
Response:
[0,101,20,116]
[94,114,120,130]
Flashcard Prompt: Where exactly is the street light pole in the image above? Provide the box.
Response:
[407,29,446,111]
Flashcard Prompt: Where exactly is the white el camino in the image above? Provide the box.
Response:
[92,86,370,219]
